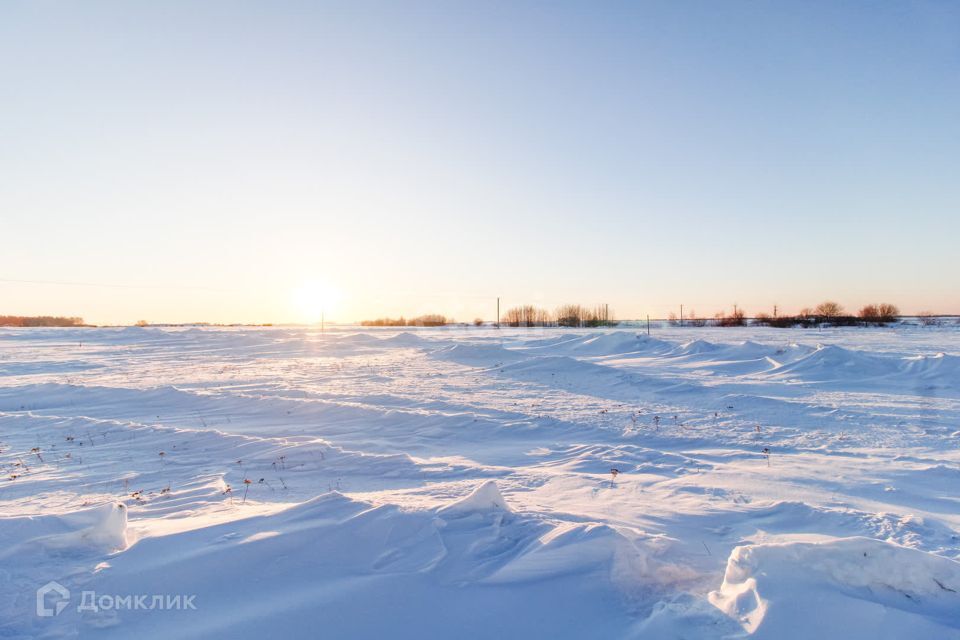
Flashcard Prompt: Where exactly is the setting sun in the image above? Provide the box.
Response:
[291,281,341,324]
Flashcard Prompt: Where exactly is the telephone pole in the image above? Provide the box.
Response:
[496,297,500,328]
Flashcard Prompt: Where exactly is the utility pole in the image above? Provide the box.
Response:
[646,315,650,336]
[680,304,684,327]
[773,304,778,318]
[496,297,500,328]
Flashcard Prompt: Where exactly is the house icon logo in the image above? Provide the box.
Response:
[36,581,70,617]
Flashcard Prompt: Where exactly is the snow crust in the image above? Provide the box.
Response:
[1,324,958,638]
[710,536,960,638]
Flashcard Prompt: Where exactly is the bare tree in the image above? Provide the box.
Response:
[876,303,899,323]
[0,316,86,327]
[502,306,551,327]
[858,304,879,322]
[814,301,844,318]
[556,304,585,327]
[858,303,899,325]
[715,308,746,327]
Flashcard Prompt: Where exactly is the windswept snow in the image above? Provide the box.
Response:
[709,535,960,638]
[1,325,958,638]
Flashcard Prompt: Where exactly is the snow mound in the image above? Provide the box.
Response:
[901,352,960,385]
[769,344,900,382]
[0,502,128,558]
[519,331,674,357]
[381,331,431,347]
[672,338,721,356]
[716,340,774,360]
[440,480,511,514]
[559,332,654,356]
[709,536,960,638]
[57,502,129,551]
[64,490,657,638]
[430,343,526,366]
[335,332,384,345]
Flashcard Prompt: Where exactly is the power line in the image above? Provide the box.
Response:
[0,277,231,293]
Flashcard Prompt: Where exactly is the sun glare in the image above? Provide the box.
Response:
[291,281,341,324]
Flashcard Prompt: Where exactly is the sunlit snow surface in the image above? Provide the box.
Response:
[2,325,959,639]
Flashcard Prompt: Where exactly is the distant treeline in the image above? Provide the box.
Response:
[361,314,450,327]
[354,300,952,330]
[669,302,910,328]
[501,303,616,327]
[0,315,86,327]
[759,302,900,328]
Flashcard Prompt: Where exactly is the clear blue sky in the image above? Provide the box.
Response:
[1,1,957,324]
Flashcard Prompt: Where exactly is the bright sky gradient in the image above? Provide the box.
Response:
[2,1,957,324]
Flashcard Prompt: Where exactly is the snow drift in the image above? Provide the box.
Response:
[709,536,960,638]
